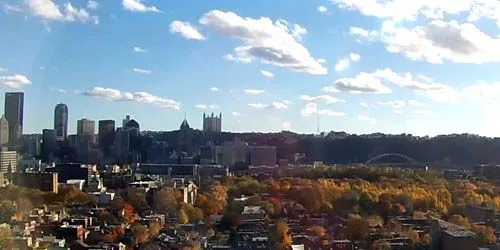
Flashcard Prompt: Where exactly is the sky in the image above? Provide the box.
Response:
[2,0,500,136]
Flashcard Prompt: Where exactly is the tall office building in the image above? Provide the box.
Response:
[122,115,131,127]
[203,112,222,133]
[0,115,8,146]
[54,103,68,141]
[98,120,115,157]
[41,129,57,162]
[0,149,18,174]
[4,92,24,145]
[77,119,95,137]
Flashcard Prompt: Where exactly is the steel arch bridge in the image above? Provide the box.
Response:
[365,153,419,165]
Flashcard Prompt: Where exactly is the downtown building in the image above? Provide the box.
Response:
[54,103,68,141]
[4,92,24,148]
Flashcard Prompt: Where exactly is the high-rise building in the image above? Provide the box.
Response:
[203,113,222,133]
[54,103,68,141]
[23,134,41,157]
[77,119,95,136]
[76,119,95,163]
[122,115,131,127]
[42,129,57,162]
[0,149,18,174]
[0,115,8,146]
[115,127,130,164]
[4,92,24,145]
[98,120,115,157]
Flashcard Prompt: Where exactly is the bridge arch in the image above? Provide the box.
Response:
[365,153,418,164]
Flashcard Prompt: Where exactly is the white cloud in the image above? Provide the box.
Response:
[122,0,159,13]
[170,21,206,41]
[195,104,220,109]
[332,0,500,25]
[282,100,293,105]
[349,53,361,61]
[209,87,220,92]
[232,112,242,116]
[317,58,327,64]
[350,27,378,40]
[2,3,22,13]
[300,95,345,104]
[0,67,5,72]
[133,47,147,53]
[378,100,407,113]
[248,102,288,110]
[301,103,346,116]
[82,87,180,110]
[322,86,340,93]
[244,89,265,95]
[260,70,274,78]
[132,68,152,74]
[87,0,98,10]
[200,10,327,75]
[357,115,377,124]
[360,102,369,108]
[0,74,31,89]
[334,59,350,72]
[282,121,291,131]
[334,73,392,94]
[318,5,328,13]
[25,0,97,23]
[355,20,500,64]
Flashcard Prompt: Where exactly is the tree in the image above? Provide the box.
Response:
[311,226,326,237]
[471,225,496,245]
[0,202,15,223]
[153,187,178,214]
[0,226,13,249]
[132,225,149,244]
[15,198,33,217]
[447,214,470,227]
[149,222,162,238]
[123,202,137,225]
[344,215,370,241]
[273,220,292,248]
[373,240,392,250]
[178,209,189,224]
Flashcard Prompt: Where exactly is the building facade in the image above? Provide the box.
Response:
[98,120,115,157]
[13,172,58,193]
[203,113,222,133]
[0,149,17,174]
[178,119,193,154]
[54,103,68,141]
[4,92,24,146]
[42,129,57,162]
[249,146,277,166]
[77,119,95,138]
[0,115,8,146]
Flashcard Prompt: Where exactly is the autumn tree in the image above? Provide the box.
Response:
[344,214,370,241]
[471,225,496,245]
[132,225,149,244]
[153,187,178,214]
[373,240,391,250]
[0,227,13,249]
[149,222,162,238]
[178,209,189,224]
[123,202,137,225]
[447,214,470,227]
[273,220,292,250]
[311,226,326,237]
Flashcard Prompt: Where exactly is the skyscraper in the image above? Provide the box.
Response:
[98,120,115,157]
[54,103,68,141]
[77,119,95,136]
[4,92,24,145]
[41,129,56,162]
[122,115,131,127]
[0,115,8,146]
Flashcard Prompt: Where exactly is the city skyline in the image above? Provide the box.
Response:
[2,1,500,136]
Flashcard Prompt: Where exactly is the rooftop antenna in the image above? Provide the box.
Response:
[184,112,187,120]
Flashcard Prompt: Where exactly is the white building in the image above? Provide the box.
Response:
[0,149,17,174]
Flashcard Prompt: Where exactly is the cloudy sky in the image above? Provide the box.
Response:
[2,0,500,136]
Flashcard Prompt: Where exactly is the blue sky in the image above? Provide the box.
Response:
[2,0,500,136]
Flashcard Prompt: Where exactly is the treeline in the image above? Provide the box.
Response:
[150,131,500,168]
